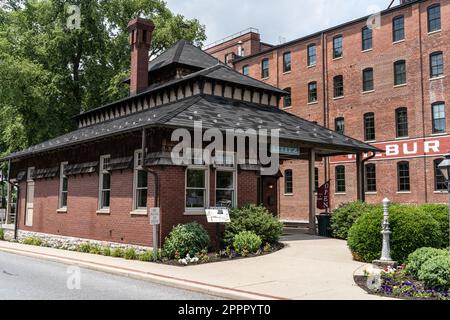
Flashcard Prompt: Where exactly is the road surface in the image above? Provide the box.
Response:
[0,251,218,300]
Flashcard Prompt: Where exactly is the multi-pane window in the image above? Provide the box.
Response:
[308,82,317,103]
[365,163,377,193]
[335,166,346,193]
[216,170,235,208]
[307,44,317,66]
[283,88,292,108]
[261,58,269,78]
[363,68,374,92]
[430,52,444,78]
[333,35,343,59]
[134,150,148,210]
[186,169,207,209]
[364,112,376,141]
[362,27,372,51]
[242,65,249,76]
[335,117,345,135]
[334,75,344,98]
[432,102,446,134]
[434,159,447,191]
[283,51,291,73]
[393,15,405,42]
[397,161,410,192]
[428,4,441,33]
[394,60,406,85]
[284,170,293,194]
[99,156,111,210]
[59,162,68,209]
[396,107,409,138]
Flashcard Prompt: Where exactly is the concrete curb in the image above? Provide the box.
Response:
[0,245,283,301]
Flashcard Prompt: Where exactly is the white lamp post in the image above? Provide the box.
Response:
[438,154,450,251]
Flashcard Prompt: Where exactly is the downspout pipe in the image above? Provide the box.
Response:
[141,128,160,207]
[4,160,20,240]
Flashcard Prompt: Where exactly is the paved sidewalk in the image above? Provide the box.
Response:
[0,231,386,300]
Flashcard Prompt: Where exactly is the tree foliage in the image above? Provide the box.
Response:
[0,0,206,158]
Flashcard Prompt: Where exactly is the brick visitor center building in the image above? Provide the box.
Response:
[206,0,449,223]
[1,18,377,247]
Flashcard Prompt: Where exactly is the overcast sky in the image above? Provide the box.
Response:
[165,0,401,46]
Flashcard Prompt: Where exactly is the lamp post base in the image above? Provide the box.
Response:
[372,260,398,269]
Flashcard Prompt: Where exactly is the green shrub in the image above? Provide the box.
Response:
[124,248,137,260]
[233,231,262,256]
[89,245,102,255]
[418,255,450,290]
[102,247,111,256]
[406,247,448,277]
[77,243,92,253]
[0,229,4,241]
[348,205,443,263]
[139,251,154,262]
[22,237,43,246]
[224,205,283,245]
[111,248,124,258]
[419,204,449,248]
[331,202,378,240]
[163,223,210,259]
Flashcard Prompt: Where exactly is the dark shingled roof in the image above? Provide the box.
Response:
[2,95,379,161]
[149,40,220,72]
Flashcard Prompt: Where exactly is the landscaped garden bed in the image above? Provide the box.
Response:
[1,205,285,266]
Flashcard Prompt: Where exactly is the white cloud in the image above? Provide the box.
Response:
[165,0,398,45]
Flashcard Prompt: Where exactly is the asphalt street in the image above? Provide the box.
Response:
[0,251,218,300]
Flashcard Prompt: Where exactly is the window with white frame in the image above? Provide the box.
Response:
[99,155,111,210]
[186,168,207,209]
[215,152,236,208]
[59,162,68,209]
[133,150,148,210]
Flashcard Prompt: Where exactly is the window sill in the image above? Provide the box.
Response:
[282,106,293,110]
[362,48,373,53]
[307,101,319,105]
[130,210,147,216]
[431,132,448,137]
[430,75,445,81]
[365,140,377,144]
[434,191,448,194]
[397,191,412,194]
[283,71,292,75]
[333,56,343,61]
[393,83,407,88]
[393,39,405,45]
[362,90,375,94]
[284,193,294,197]
[184,210,206,216]
[96,209,111,215]
[261,77,269,81]
[333,96,345,100]
[307,64,316,69]
[428,29,441,36]
[335,193,347,196]
[365,192,377,195]
[395,136,410,140]
[56,208,67,214]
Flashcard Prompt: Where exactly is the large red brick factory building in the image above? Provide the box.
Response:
[206,0,449,223]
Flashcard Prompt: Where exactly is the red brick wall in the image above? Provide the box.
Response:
[225,0,449,219]
[13,146,259,247]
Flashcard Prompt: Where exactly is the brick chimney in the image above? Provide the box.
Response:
[127,18,155,95]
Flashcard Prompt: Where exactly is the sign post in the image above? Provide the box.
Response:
[205,207,231,249]
[148,207,160,261]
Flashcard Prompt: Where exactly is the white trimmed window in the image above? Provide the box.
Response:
[133,150,148,211]
[185,168,208,211]
[215,152,236,208]
[99,155,111,210]
[59,162,68,209]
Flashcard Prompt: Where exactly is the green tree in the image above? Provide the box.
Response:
[0,0,206,157]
